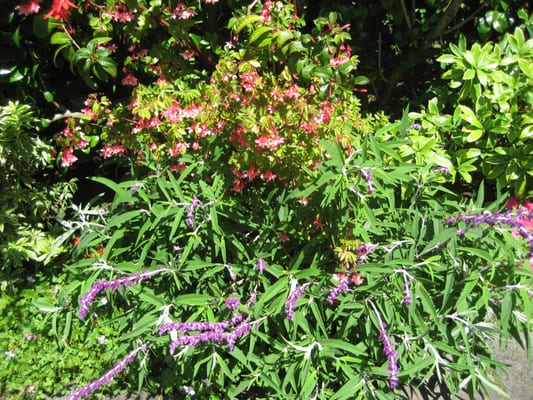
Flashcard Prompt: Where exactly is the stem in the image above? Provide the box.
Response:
[377,0,464,109]
[62,25,81,50]
[399,0,412,30]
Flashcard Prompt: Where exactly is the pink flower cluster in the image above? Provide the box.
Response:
[100,144,126,158]
[15,0,42,16]
[61,147,78,167]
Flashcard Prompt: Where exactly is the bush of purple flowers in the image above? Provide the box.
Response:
[55,134,533,399]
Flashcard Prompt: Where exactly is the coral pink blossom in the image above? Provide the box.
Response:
[260,171,276,181]
[44,0,77,20]
[121,72,138,86]
[61,147,78,167]
[169,142,189,156]
[100,144,126,159]
[232,180,245,192]
[15,0,42,16]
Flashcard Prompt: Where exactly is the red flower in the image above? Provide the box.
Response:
[44,0,77,21]
[313,218,325,230]
[505,196,520,209]
[278,232,290,243]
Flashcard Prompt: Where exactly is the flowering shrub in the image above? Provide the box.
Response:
[47,3,377,191]
[6,1,533,399]
[51,122,533,398]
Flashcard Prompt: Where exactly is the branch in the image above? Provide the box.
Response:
[443,2,488,36]
[399,0,412,30]
[425,0,463,42]
[377,0,464,110]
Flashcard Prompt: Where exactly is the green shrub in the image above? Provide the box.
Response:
[0,101,76,268]
[50,118,532,399]
[413,16,533,194]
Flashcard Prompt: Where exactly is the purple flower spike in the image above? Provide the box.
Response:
[360,169,375,195]
[256,258,266,273]
[164,313,253,354]
[79,268,165,319]
[186,196,200,228]
[328,275,350,305]
[224,297,241,310]
[67,343,146,400]
[447,207,533,261]
[370,303,400,390]
[285,281,308,321]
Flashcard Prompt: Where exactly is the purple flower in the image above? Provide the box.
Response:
[224,297,241,310]
[130,182,144,192]
[360,169,375,195]
[285,281,308,321]
[159,320,231,335]
[186,196,200,228]
[245,285,258,308]
[403,279,412,305]
[67,343,146,399]
[378,321,399,389]
[327,275,350,305]
[370,303,399,390]
[164,313,253,354]
[447,208,533,260]
[256,258,266,273]
[79,268,165,319]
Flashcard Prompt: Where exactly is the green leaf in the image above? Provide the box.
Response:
[437,54,457,64]
[320,339,366,357]
[463,69,476,80]
[353,75,369,85]
[459,105,483,129]
[43,91,54,103]
[465,129,484,142]
[500,291,513,342]
[50,32,71,45]
[275,30,294,47]
[97,57,117,77]
[107,210,141,229]
[249,26,273,45]
[236,15,264,33]
[216,353,236,382]
[419,228,456,256]
[312,67,333,80]
[32,299,61,313]
[33,15,61,39]
[519,59,533,79]
[175,293,214,306]
[330,377,363,400]
[287,41,305,54]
